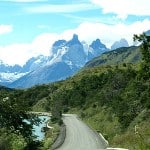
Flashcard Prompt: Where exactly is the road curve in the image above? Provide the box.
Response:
[56,114,107,150]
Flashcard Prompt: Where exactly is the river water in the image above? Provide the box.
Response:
[33,116,50,141]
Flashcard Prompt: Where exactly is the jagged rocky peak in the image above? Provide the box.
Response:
[72,34,78,40]
[90,39,107,49]
[66,34,81,46]
[111,38,129,50]
[52,40,66,47]
[52,39,67,54]
[88,39,108,59]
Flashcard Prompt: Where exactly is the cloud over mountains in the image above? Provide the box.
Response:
[0,0,149,66]
[0,19,150,66]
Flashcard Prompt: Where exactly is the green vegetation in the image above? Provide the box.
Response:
[85,46,141,68]
[0,87,42,149]
[0,128,27,150]
[38,121,60,150]
[0,84,62,149]
[134,33,150,80]
[0,33,149,149]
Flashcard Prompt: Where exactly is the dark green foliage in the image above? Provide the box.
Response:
[0,91,40,142]
[0,82,59,145]
[0,134,11,150]
[20,84,50,106]
[24,141,42,150]
[134,33,150,80]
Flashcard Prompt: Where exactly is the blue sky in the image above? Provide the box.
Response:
[0,0,150,65]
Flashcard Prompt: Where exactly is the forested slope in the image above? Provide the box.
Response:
[85,46,141,68]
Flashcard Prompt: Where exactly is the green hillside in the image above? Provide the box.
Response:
[1,63,149,149]
[51,65,149,150]
[85,46,141,68]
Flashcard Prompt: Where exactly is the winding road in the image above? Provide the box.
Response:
[56,114,108,150]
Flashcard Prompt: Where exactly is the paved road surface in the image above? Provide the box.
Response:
[56,114,107,150]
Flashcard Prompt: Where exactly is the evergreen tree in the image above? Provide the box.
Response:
[134,33,150,80]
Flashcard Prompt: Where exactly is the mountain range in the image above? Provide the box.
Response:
[0,34,109,88]
[1,34,143,88]
[2,29,150,89]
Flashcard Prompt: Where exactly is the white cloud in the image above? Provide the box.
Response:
[0,19,150,66]
[0,44,31,66]
[77,19,150,47]
[61,19,150,47]
[0,33,58,66]
[25,4,98,13]
[0,25,13,35]
[91,0,150,19]
[31,33,58,56]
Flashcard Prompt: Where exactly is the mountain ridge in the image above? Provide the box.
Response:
[85,46,141,68]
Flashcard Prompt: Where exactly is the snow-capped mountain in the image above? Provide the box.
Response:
[0,60,22,73]
[0,60,23,85]
[111,38,129,50]
[0,55,49,86]
[0,72,27,85]
[21,55,49,72]
[7,34,108,88]
[46,34,86,68]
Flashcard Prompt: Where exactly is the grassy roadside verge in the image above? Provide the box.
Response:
[38,121,60,150]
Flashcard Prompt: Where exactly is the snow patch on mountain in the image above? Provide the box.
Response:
[0,72,28,82]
